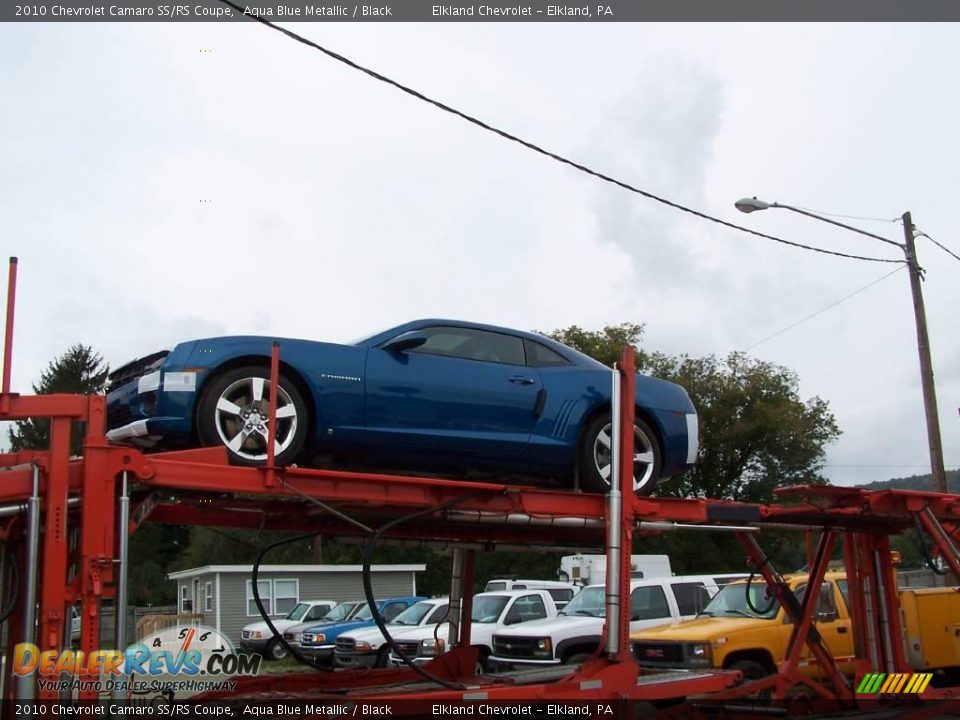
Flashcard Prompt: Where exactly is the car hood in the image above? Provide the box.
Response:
[242,619,300,635]
[306,620,373,637]
[345,625,432,646]
[630,616,770,643]
[495,615,602,637]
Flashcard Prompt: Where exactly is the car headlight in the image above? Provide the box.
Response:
[687,643,712,662]
[420,638,445,656]
[252,631,262,639]
[355,641,372,651]
[533,638,553,658]
[314,633,326,644]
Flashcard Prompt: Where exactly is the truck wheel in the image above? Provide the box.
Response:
[266,639,289,661]
[197,365,308,466]
[729,659,770,682]
[475,649,490,675]
[375,648,390,668]
[578,412,661,496]
[728,659,772,699]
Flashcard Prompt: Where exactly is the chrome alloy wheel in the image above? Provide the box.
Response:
[591,421,657,494]
[213,376,299,461]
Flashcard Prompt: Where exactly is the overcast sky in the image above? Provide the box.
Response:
[1,21,957,487]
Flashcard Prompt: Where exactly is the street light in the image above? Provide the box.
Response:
[735,197,948,494]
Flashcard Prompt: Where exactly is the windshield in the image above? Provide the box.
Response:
[323,603,357,622]
[391,601,435,626]
[472,595,509,623]
[560,587,605,617]
[285,603,310,621]
[352,604,375,622]
[701,583,781,620]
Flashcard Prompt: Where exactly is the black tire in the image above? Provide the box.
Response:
[563,652,592,665]
[578,412,662,496]
[474,647,490,675]
[728,659,773,699]
[375,647,390,668]
[266,638,288,662]
[197,365,308,466]
[729,659,771,682]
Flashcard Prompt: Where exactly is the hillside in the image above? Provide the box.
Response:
[857,468,960,493]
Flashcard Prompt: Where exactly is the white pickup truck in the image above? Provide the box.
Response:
[387,589,561,673]
[490,574,744,668]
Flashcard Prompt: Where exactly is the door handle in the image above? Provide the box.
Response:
[837,627,848,634]
[509,376,536,385]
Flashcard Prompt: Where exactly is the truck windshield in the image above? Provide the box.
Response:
[320,603,357,622]
[285,603,310,621]
[391,601,435,626]
[472,596,509,623]
[559,587,605,618]
[701,583,780,619]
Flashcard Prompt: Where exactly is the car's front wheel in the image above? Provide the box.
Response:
[578,412,662,496]
[197,365,308,466]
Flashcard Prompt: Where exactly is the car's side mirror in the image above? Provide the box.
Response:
[382,331,428,353]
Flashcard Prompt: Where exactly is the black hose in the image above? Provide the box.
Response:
[913,512,949,576]
[251,532,326,668]
[361,492,486,691]
[0,539,21,623]
[745,541,782,616]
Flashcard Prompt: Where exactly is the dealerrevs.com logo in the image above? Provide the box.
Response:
[13,626,259,694]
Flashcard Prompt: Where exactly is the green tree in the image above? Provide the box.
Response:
[542,323,646,368]
[7,344,109,456]
[547,323,840,503]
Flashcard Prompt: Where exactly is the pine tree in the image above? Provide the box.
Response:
[7,344,109,456]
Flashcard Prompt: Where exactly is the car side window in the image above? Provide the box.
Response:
[630,585,671,621]
[427,603,450,624]
[407,326,525,365]
[547,588,574,604]
[505,594,547,625]
[523,339,570,367]
[307,605,329,620]
[670,582,707,616]
[382,602,407,622]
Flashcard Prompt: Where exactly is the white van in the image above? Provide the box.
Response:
[482,579,577,610]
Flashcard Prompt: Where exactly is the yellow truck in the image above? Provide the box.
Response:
[630,572,960,683]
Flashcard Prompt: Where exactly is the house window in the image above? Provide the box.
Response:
[204,582,214,613]
[273,579,299,615]
[246,580,273,616]
[180,584,192,613]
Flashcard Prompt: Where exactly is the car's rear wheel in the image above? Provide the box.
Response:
[578,412,662,496]
[197,365,308,466]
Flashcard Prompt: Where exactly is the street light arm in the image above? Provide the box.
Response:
[771,203,905,250]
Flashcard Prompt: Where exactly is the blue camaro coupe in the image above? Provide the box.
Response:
[105,319,698,495]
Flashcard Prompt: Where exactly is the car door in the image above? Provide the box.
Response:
[364,325,543,457]
[781,582,853,678]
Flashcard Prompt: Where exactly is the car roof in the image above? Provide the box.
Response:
[354,319,606,369]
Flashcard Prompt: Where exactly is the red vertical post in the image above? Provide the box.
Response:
[2,257,17,404]
[265,341,280,488]
[459,550,476,656]
[617,347,636,663]
[37,417,73,700]
[78,395,114,700]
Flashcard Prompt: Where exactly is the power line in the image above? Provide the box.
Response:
[790,205,902,224]
[917,231,960,264]
[744,265,906,351]
[219,2,905,266]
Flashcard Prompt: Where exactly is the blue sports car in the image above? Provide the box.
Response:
[105,319,698,495]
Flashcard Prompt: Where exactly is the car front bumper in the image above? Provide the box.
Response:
[239,638,271,654]
[334,651,378,669]
[299,645,335,664]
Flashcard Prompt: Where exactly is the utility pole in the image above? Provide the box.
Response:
[902,211,948,493]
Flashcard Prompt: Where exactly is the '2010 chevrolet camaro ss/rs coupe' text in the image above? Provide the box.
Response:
[105,319,698,495]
